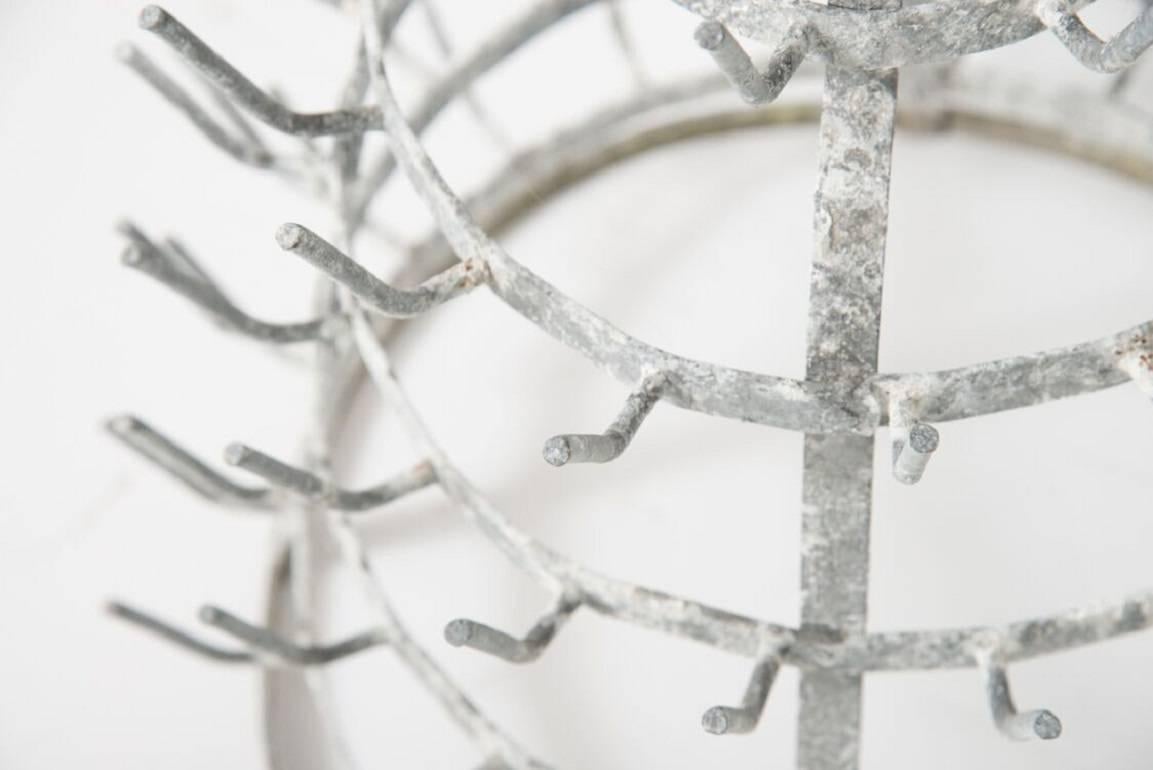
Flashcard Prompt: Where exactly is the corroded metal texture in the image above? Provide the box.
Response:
[105,0,1153,768]
[798,65,898,770]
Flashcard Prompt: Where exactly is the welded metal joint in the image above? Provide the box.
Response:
[694,20,808,105]
[701,651,782,735]
[542,372,668,466]
[444,596,581,663]
[1037,0,1153,73]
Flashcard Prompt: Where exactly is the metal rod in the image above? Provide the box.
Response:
[108,601,254,663]
[137,6,382,136]
[976,645,1063,741]
[226,442,436,512]
[1039,0,1153,73]
[106,414,274,509]
[797,65,898,770]
[118,224,327,344]
[542,372,667,466]
[276,223,486,317]
[892,422,940,485]
[444,597,580,664]
[695,21,808,105]
[116,43,272,166]
[200,606,389,665]
[701,653,781,735]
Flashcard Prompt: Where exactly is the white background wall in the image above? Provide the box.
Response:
[2,0,1153,767]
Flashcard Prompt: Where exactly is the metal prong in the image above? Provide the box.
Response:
[106,415,274,508]
[115,42,271,166]
[976,645,1062,741]
[107,602,253,662]
[702,654,781,735]
[444,597,579,664]
[1038,0,1153,73]
[199,606,388,665]
[543,372,666,466]
[118,223,326,343]
[276,223,486,318]
[225,442,436,513]
[892,422,939,485]
[694,21,807,105]
[137,6,382,136]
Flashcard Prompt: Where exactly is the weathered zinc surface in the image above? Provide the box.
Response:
[106,0,1153,768]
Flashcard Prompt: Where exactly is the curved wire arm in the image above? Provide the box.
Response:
[106,415,275,509]
[225,442,436,512]
[694,21,808,105]
[701,651,783,735]
[119,223,327,344]
[276,223,487,318]
[109,601,387,666]
[137,6,385,136]
[1038,0,1153,73]
[872,319,1153,430]
[542,372,667,466]
[357,21,853,435]
[116,43,272,167]
[975,642,1062,740]
[444,596,580,664]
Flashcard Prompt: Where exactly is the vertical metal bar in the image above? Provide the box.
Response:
[797,65,899,770]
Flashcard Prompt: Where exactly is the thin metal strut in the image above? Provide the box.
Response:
[797,65,899,770]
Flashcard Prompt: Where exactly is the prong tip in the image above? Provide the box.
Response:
[694,21,726,50]
[444,619,474,646]
[275,223,305,250]
[701,706,730,735]
[1034,711,1062,740]
[138,5,166,30]
[105,414,140,435]
[105,600,130,617]
[222,442,250,467]
[908,423,939,453]
[198,605,224,625]
[114,42,138,63]
[542,437,571,467]
[120,244,144,267]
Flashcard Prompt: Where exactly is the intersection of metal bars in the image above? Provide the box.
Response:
[107,0,1153,767]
